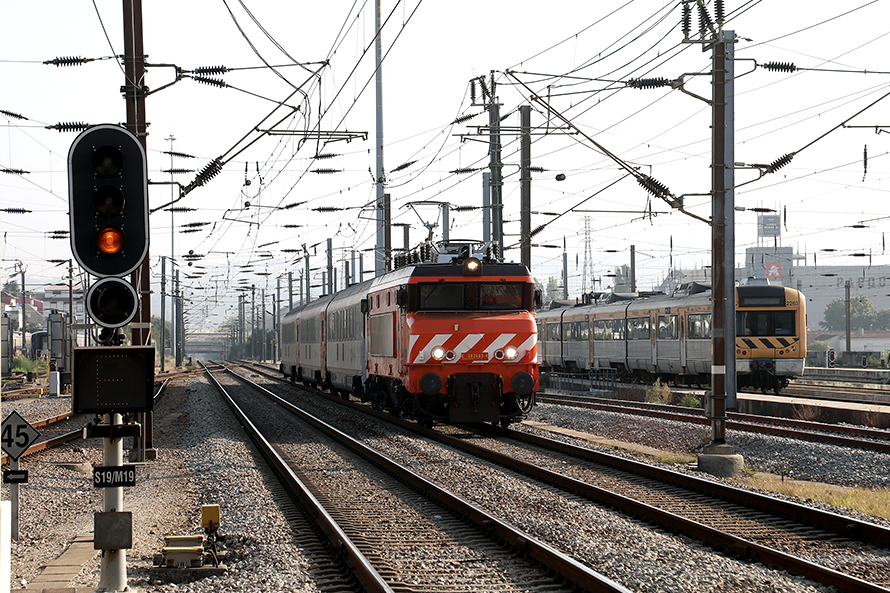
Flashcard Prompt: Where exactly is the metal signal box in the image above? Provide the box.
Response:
[73,346,154,414]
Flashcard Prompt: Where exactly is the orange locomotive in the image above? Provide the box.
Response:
[281,243,539,426]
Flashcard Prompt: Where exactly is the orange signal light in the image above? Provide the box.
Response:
[97,227,125,254]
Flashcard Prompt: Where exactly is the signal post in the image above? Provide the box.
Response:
[69,125,153,591]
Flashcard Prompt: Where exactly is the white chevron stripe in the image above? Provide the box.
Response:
[412,333,452,364]
[478,333,516,363]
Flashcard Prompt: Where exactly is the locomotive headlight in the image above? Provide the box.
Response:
[431,346,446,361]
[494,349,505,360]
[504,346,519,360]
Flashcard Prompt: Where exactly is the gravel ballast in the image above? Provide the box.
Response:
[4,374,888,592]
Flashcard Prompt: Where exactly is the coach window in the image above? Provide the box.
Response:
[579,320,589,341]
[658,314,678,340]
[376,294,380,309]
[688,313,711,339]
[628,317,650,340]
[547,322,561,341]
[387,291,391,307]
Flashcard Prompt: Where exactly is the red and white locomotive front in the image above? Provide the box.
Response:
[403,257,538,424]
[364,255,538,425]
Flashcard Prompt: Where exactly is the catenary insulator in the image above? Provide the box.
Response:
[763,62,797,73]
[1,208,30,214]
[161,168,195,175]
[766,152,795,174]
[163,150,196,159]
[715,0,725,24]
[194,75,227,88]
[449,167,478,174]
[478,77,489,99]
[313,206,343,212]
[470,79,477,103]
[194,158,223,186]
[1,167,27,175]
[391,160,417,173]
[47,122,88,132]
[0,110,27,120]
[310,168,341,174]
[195,65,228,75]
[682,2,691,37]
[628,77,671,89]
[638,174,671,198]
[698,3,712,33]
[452,113,477,125]
[45,56,89,67]
[528,166,546,173]
[313,153,337,160]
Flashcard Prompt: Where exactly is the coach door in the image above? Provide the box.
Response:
[650,311,657,372]
[679,312,687,371]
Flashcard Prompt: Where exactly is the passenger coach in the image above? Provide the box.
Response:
[537,282,806,394]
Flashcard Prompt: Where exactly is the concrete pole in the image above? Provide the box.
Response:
[98,413,125,591]
[846,280,852,352]
[326,238,333,295]
[441,203,450,244]
[520,105,531,270]
[482,172,491,245]
[160,256,166,372]
[488,72,503,260]
[374,0,387,277]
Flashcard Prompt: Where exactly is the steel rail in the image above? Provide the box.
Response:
[224,366,631,593]
[235,363,889,593]
[537,394,890,452]
[202,363,395,593]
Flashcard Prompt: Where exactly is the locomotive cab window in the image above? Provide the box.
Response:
[479,283,523,310]
[410,282,531,311]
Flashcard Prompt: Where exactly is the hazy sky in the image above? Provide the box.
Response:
[2,1,889,327]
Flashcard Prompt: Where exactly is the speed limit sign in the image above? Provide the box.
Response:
[1,411,40,461]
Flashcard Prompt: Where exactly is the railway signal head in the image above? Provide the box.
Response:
[68,124,149,278]
[68,125,149,329]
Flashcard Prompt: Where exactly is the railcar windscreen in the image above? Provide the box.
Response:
[737,310,795,337]
[418,283,464,310]
[479,283,523,310]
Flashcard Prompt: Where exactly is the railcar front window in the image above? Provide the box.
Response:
[737,311,796,336]
[418,283,464,310]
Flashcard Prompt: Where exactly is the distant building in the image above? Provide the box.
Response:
[36,283,85,324]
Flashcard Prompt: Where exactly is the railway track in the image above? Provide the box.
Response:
[236,360,890,592]
[206,362,628,593]
[782,379,890,405]
[537,392,890,452]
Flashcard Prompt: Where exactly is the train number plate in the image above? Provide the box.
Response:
[92,465,137,488]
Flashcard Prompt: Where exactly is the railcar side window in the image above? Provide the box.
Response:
[658,314,678,340]
[593,318,624,340]
[627,317,650,340]
[688,313,711,339]
[546,322,561,341]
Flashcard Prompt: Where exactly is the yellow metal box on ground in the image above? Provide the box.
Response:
[201,504,220,530]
